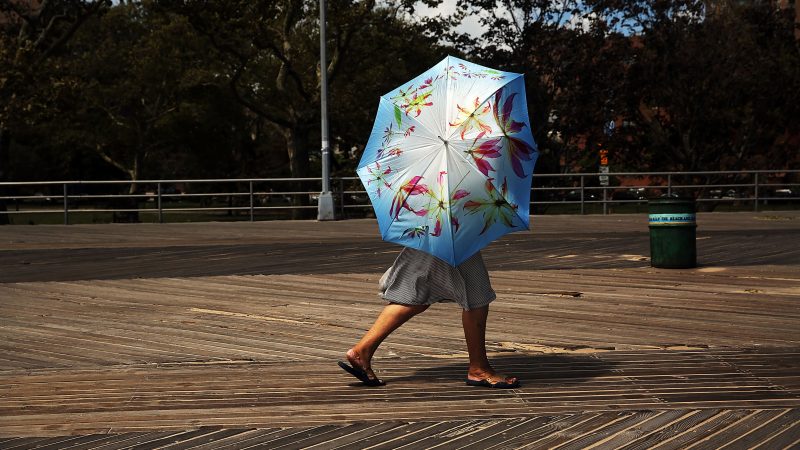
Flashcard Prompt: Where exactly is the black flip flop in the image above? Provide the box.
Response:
[465,377,520,389]
[337,361,386,386]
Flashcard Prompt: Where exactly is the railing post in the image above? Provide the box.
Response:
[339,178,345,218]
[157,182,163,223]
[754,172,759,212]
[667,174,672,197]
[580,175,585,215]
[63,183,69,225]
[602,185,608,215]
[249,181,255,222]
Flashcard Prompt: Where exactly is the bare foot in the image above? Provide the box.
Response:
[467,367,518,386]
[346,348,382,384]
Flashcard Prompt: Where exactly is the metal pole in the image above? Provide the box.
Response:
[580,175,585,215]
[249,181,255,222]
[602,186,607,215]
[63,183,69,225]
[754,172,759,212]
[157,182,163,223]
[667,174,672,197]
[316,0,335,220]
[339,178,345,218]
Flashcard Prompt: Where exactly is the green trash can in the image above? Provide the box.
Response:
[648,198,697,268]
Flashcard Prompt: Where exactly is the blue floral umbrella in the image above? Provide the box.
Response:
[357,55,538,266]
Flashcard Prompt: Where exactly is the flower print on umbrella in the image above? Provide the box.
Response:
[377,146,403,159]
[382,122,415,147]
[464,178,519,235]
[383,105,417,147]
[453,63,507,80]
[493,89,536,178]
[449,97,493,139]
[424,171,470,237]
[391,78,438,119]
[390,176,429,219]
[364,161,392,198]
[464,133,502,177]
[402,225,428,239]
[390,85,418,110]
[402,90,433,117]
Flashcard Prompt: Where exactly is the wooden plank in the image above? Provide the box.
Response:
[554,410,665,449]
[291,421,407,449]
[617,409,721,450]
[149,428,252,450]
[361,421,483,450]
[444,417,556,450]
[189,428,290,450]
[78,431,184,450]
[330,421,452,450]
[1,410,797,449]
[750,419,800,450]
[648,409,753,449]
[0,436,61,449]
[580,409,691,449]
[243,424,341,449]
[682,409,777,450]
[513,412,633,449]
[716,408,800,449]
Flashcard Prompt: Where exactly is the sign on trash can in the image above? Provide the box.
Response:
[648,198,697,268]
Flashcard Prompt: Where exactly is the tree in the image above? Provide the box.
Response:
[326,2,452,177]
[456,0,630,176]
[63,3,219,188]
[0,0,109,223]
[460,0,800,180]
[162,0,451,216]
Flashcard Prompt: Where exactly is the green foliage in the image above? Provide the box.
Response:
[1,0,797,188]
[458,0,800,174]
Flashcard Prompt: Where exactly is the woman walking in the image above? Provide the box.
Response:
[338,247,519,388]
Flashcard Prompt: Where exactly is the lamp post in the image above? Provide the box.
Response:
[317,0,335,220]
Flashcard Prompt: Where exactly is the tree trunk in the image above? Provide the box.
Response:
[112,157,141,223]
[284,122,312,219]
[0,126,10,225]
[114,181,141,223]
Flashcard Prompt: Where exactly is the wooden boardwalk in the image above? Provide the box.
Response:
[0,212,799,448]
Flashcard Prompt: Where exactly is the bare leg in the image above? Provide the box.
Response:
[347,303,429,378]
[462,305,518,385]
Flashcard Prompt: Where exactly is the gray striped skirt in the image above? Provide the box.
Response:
[379,247,496,311]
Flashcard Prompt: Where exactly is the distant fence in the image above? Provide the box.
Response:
[0,170,797,224]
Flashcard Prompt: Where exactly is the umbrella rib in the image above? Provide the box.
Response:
[443,148,457,265]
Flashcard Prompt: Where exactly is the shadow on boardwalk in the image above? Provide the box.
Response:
[1,212,799,283]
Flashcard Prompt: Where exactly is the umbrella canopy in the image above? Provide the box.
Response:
[357,55,538,266]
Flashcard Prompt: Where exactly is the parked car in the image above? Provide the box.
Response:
[349,193,369,204]
[773,188,794,198]
[565,190,598,201]
[33,192,54,202]
[611,188,647,201]
[709,189,737,199]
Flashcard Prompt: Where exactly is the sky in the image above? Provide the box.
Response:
[415,1,491,38]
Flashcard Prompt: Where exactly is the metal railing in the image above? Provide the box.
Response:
[0,170,797,224]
